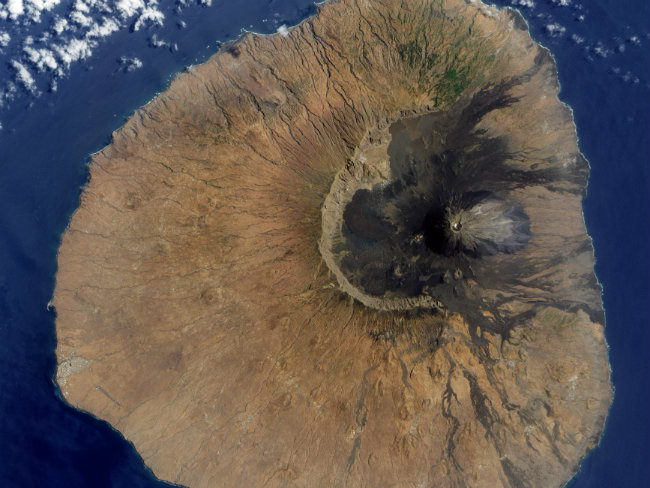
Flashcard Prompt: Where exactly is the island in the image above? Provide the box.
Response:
[52,0,612,486]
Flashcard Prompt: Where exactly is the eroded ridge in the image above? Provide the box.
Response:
[53,0,611,486]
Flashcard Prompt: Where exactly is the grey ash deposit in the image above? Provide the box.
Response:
[318,74,600,341]
[339,83,535,315]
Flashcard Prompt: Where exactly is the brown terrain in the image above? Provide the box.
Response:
[52,0,612,486]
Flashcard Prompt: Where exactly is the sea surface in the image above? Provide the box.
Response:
[0,0,647,486]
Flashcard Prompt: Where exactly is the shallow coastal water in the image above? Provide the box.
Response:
[0,0,647,486]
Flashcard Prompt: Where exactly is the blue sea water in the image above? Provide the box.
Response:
[0,0,647,486]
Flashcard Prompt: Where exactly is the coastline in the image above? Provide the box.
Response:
[50,0,612,485]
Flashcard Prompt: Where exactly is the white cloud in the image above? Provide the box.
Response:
[570,34,584,44]
[0,32,10,48]
[53,37,95,67]
[6,0,25,19]
[51,16,68,34]
[0,82,18,106]
[115,0,145,18]
[132,7,164,31]
[615,70,640,84]
[545,23,566,37]
[150,33,165,47]
[277,24,289,37]
[11,60,38,93]
[149,32,175,50]
[119,56,142,71]
[592,42,612,58]
[0,0,221,114]
[24,0,62,22]
[29,0,62,12]
[70,9,94,26]
[86,17,120,37]
[511,0,535,8]
[1,0,63,22]
[72,0,91,13]
[24,45,59,71]
[38,30,51,43]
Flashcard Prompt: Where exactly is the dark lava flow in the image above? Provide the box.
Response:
[341,82,532,298]
[329,79,599,337]
[335,81,567,336]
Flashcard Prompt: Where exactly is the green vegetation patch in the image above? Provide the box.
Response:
[393,3,501,108]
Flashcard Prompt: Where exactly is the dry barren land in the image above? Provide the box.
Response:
[53,0,612,486]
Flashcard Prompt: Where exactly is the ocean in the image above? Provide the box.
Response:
[0,0,647,486]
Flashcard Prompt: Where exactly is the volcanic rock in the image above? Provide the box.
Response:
[53,0,612,486]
